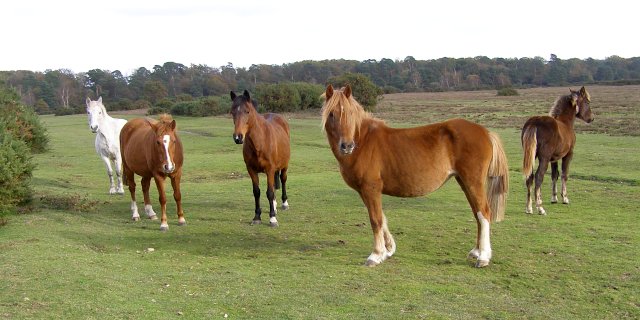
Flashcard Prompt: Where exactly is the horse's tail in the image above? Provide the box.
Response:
[274,170,281,190]
[487,131,509,222]
[521,126,537,179]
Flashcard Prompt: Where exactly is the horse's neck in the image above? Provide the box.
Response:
[555,113,576,128]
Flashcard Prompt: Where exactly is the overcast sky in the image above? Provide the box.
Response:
[1,0,636,74]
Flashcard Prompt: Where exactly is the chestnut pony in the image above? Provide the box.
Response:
[120,114,185,231]
[522,87,593,215]
[230,90,290,227]
[321,85,509,268]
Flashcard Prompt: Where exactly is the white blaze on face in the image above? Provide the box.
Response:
[162,134,175,173]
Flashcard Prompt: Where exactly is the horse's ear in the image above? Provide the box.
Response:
[230,91,236,100]
[344,84,352,98]
[98,96,102,104]
[170,120,176,130]
[243,90,251,100]
[325,84,334,100]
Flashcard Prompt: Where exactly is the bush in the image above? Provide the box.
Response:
[0,101,49,153]
[497,87,519,96]
[327,73,383,110]
[0,123,34,214]
[254,83,301,113]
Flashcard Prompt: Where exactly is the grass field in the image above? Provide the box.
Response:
[1,86,639,319]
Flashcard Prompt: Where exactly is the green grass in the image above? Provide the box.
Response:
[1,87,639,319]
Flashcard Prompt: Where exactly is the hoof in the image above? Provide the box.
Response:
[281,200,289,211]
[160,225,169,232]
[563,197,570,204]
[475,260,490,268]
[525,207,533,214]
[269,221,279,227]
[468,249,480,260]
[550,198,558,204]
[537,208,547,215]
[132,216,140,221]
[116,191,125,195]
[149,215,158,221]
[365,259,380,267]
[251,219,262,225]
[178,221,186,226]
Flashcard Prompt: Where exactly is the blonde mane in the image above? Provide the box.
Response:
[321,87,372,135]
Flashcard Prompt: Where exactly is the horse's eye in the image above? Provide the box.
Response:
[156,141,161,145]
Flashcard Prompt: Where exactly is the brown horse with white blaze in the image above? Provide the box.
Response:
[230,90,290,227]
[120,114,185,231]
[321,85,509,268]
[522,87,593,215]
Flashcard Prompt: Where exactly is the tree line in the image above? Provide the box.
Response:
[1,54,639,115]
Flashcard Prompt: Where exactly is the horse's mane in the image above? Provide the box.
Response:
[233,94,259,110]
[549,88,591,118]
[548,95,574,117]
[321,87,374,133]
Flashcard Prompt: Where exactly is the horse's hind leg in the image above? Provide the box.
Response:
[141,176,158,220]
[525,174,534,214]
[248,170,262,225]
[534,159,549,215]
[114,153,125,195]
[280,167,289,210]
[551,162,559,203]
[266,170,279,227]
[125,170,140,221]
[102,155,116,195]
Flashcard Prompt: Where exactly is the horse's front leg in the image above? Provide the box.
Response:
[141,176,158,220]
[153,175,168,231]
[359,181,394,266]
[534,159,549,215]
[101,155,117,195]
[551,162,559,203]
[266,170,278,227]
[247,169,262,225]
[170,172,185,226]
[561,153,573,204]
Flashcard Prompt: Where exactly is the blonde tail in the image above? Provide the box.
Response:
[521,126,537,179]
[487,132,509,222]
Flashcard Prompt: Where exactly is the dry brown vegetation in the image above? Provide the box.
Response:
[374,85,640,136]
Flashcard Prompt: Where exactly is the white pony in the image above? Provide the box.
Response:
[86,97,128,195]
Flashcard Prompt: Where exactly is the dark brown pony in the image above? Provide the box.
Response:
[120,114,185,231]
[321,85,509,268]
[522,87,593,215]
[230,90,290,227]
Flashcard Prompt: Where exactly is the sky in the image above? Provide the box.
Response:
[1,0,637,75]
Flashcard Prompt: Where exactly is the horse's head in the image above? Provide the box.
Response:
[149,115,179,174]
[321,84,364,155]
[230,90,256,144]
[86,96,106,133]
[571,86,593,123]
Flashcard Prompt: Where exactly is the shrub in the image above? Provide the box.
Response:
[254,83,301,113]
[327,73,383,110]
[497,87,519,96]
[0,123,34,214]
[0,100,49,153]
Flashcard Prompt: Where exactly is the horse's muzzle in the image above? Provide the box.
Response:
[339,141,355,154]
[90,125,98,133]
[233,134,244,144]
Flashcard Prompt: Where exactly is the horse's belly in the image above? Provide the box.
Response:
[382,170,450,197]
